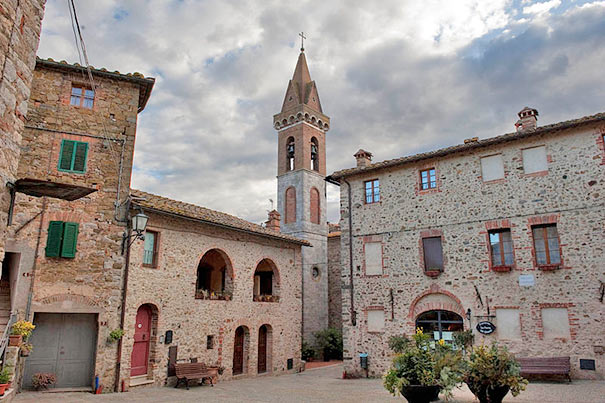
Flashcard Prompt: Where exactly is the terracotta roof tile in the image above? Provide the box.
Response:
[131,190,310,246]
[329,111,605,180]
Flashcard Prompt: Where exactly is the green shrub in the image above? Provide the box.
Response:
[0,369,10,384]
[109,329,124,341]
[388,335,411,354]
[314,328,343,360]
[301,341,315,361]
[453,330,474,351]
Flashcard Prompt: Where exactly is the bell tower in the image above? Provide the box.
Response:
[274,46,330,341]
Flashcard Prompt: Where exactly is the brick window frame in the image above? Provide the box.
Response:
[479,153,507,184]
[415,163,441,195]
[419,229,446,277]
[365,306,386,334]
[535,303,577,341]
[142,229,160,268]
[520,145,551,178]
[527,215,566,271]
[482,219,517,272]
[362,235,386,278]
[364,179,380,204]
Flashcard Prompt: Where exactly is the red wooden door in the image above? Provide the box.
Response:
[131,305,151,376]
[258,326,267,373]
[233,327,244,375]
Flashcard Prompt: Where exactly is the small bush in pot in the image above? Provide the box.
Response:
[0,368,10,396]
[463,344,528,403]
[383,329,463,403]
[32,373,56,390]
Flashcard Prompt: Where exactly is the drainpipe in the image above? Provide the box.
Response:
[114,198,132,392]
[342,179,356,326]
[25,197,47,320]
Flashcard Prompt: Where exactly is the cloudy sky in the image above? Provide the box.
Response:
[37,0,605,224]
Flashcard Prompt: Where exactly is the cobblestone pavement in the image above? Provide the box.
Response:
[14,364,605,402]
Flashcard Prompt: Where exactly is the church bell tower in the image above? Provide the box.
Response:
[274,44,330,341]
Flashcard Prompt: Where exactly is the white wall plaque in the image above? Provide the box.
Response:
[518,274,535,287]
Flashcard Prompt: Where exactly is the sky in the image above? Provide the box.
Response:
[37,0,605,224]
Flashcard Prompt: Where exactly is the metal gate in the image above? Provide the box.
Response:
[23,313,97,389]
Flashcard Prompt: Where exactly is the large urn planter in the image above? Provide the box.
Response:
[400,385,441,403]
[467,382,510,403]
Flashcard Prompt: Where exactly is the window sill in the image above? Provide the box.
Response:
[195,292,232,301]
[492,266,512,273]
[142,264,157,269]
[253,295,280,303]
[424,270,442,278]
[538,264,560,271]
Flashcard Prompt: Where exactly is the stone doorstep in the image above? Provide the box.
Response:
[0,387,15,402]
[129,375,154,387]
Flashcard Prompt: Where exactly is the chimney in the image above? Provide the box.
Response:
[515,107,539,132]
[354,149,373,168]
[265,210,281,232]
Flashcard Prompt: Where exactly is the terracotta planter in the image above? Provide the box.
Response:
[0,383,7,397]
[400,385,441,403]
[467,382,510,403]
[8,335,22,347]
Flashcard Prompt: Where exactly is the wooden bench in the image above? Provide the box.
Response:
[174,362,217,389]
[517,356,571,382]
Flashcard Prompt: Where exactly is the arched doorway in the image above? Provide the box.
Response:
[131,305,152,376]
[415,310,463,344]
[257,324,273,374]
[233,326,249,375]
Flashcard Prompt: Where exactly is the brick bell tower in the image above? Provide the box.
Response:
[274,45,330,342]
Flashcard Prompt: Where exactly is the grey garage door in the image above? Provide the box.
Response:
[23,313,97,389]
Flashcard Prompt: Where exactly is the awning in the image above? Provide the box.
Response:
[14,178,97,201]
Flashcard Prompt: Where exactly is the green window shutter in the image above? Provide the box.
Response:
[45,221,64,257]
[60,222,79,258]
[59,140,75,171]
[72,142,88,173]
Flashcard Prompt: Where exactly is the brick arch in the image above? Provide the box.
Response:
[196,246,235,279]
[310,187,320,224]
[285,187,296,224]
[408,285,465,319]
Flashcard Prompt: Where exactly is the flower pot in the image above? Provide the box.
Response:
[0,383,7,397]
[20,349,30,357]
[467,382,510,403]
[400,385,441,403]
[8,335,22,347]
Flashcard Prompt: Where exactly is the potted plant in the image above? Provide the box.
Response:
[383,329,463,403]
[20,342,34,357]
[10,320,35,346]
[32,373,56,390]
[463,344,528,403]
[0,368,10,396]
[108,329,124,343]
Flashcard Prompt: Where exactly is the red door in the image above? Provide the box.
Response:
[233,327,244,375]
[258,325,267,373]
[131,305,151,376]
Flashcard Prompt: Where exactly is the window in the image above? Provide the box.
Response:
[253,259,280,302]
[532,224,560,266]
[364,179,379,203]
[70,85,94,108]
[207,335,215,349]
[196,249,233,300]
[415,310,463,343]
[367,309,385,332]
[286,137,295,171]
[312,267,320,279]
[285,187,296,224]
[481,154,504,181]
[364,242,383,275]
[542,308,570,339]
[310,187,320,224]
[496,309,521,340]
[422,237,443,272]
[58,139,88,173]
[311,137,319,171]
[522,146,547,174]
[45,221,79,258]
[488,229,514,267]
[420,168,437,190]
[142,230,159,267]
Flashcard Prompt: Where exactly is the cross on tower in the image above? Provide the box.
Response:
[299,32,306,51]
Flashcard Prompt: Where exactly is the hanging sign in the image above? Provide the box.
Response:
[476,321,496,335]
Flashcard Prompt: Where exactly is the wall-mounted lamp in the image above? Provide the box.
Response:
[121,211,148,254]
[466,308,472,321]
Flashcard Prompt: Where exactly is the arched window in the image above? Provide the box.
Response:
[285,187,296,224]
[253,259,280,302]
[310,137,319,171]
[310,187,320,224]
[415,310,464,343]
[286,137,295,171]
[196,249,233,300]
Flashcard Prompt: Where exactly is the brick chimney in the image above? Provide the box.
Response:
[354,149,373,168]
[515,107,539,132]
[265,210,281,232]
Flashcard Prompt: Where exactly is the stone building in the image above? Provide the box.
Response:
[328,108,605,379]
[121,190,307,387]
[5,58,154,390]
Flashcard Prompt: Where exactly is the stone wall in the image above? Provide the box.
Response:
[123,211,303,386]
[6,63,143,390]
[327,233,342,331]
[339,124,605,379]
[0,0,45,261]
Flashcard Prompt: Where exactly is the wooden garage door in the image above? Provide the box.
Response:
[23,313,97,389]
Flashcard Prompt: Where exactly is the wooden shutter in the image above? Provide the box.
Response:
[423,237,443,271]
[45,221,64,257]
[59,140,75,170]
[72,142,88,172]
[60,222,79,258]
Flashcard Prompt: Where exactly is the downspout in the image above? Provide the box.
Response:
[342,179,356,326]
[114,198,132,392]
[25,197,47,320]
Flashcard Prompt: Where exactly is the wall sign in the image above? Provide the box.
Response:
[476,321,496,335]
[519,274,535,287]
